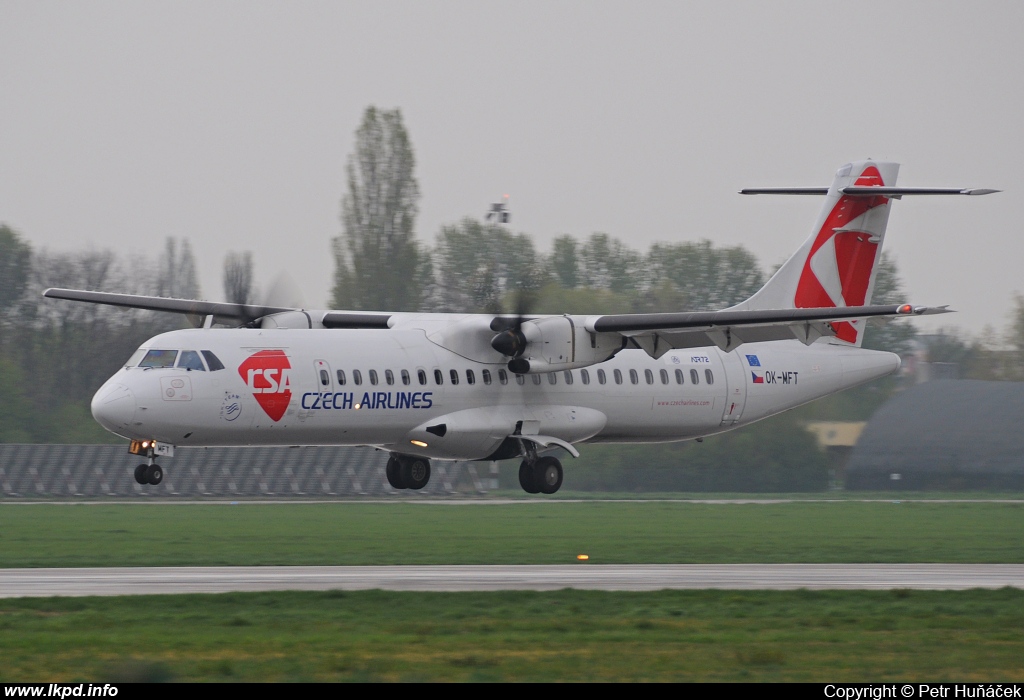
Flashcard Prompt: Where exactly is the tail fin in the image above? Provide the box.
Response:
[733,160,899,346]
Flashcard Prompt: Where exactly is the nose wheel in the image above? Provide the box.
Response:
[134,463,163,485]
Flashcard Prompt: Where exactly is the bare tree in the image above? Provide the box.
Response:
[222,251,254,305]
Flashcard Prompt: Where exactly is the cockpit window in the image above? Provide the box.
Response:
[178,350,206,371]
[139,350,178,368]
[201,351,225,371]
[125,349,147,368]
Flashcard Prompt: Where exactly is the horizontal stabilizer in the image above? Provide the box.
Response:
[741,187,1000,197]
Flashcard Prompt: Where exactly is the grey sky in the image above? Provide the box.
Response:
[1,1,1019,335]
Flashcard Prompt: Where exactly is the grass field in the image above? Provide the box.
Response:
[0,500,1021,567]
[2,500,1021,682]
[2,588,1023,682]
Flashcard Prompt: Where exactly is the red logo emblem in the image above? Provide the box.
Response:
[238,350,293,422]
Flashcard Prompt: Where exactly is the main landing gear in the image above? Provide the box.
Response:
[386,454,431,490]
[518,454,563,495]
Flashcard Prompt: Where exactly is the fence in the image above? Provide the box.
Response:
[0,445,498,498]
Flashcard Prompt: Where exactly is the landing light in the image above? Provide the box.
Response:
[410,440,428,448]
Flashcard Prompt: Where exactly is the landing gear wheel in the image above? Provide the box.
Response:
[145,464,163,485]
[134,464,148,485]
[519,460,540,494]
[402,458,431,490]
[535,456,563,495]
[386,456,406,489]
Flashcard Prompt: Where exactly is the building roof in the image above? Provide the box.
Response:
[847,380,1024,475]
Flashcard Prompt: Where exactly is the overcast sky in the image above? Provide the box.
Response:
[1,1,1019,335]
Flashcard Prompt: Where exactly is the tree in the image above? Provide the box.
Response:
[861,252,917,355]
[641,240,764,312]
[432,219,543,313]
[550,235,579,290]
[155,237,201,300]
[0,224,31,313]
[576,233,642,295]
[223,251,254,305]
[332,107,425,311]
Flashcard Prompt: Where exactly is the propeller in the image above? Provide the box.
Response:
[489,288,535,370]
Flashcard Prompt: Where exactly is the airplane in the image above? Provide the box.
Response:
[44,160,997,494]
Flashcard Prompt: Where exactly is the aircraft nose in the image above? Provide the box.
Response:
[91,383,137,432]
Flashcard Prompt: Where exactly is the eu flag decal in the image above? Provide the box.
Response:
[745,354,761,367]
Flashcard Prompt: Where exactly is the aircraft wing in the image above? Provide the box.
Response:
[586,304,949,355]
[42,288,392,329]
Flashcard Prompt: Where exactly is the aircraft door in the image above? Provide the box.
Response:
[719,351,748,426]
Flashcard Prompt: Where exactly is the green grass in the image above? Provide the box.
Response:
[0,501,1022,567]
[1,588,1022,682]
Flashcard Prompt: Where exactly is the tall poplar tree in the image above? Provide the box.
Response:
[331,107,424,310]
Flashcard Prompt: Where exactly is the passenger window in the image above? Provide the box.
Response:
[418,369,427,386]
[516,374,525,385]
[629,369,639,385]
[178,350,206,371]
[139,350,177,368]
[598,369,607,385]
[401,370,411,386]
[548,373,557,385]
[675,369,684,385]
[434,369,443,385]
[201,350,225,371]
[337,370,346,385]
[319,369,330,386]
[705,369,714,385]
[660,369,669,385]
[369,370,379,386]
[385,370,394,385]
[450,369,460,385]
[482,369,492,385]
[532,375,542,385]
[690,369,699,384]
[498,370,508,385]
[581,369,590,385]
[353,370,363,385]
[613,369,622,385]
[644,369,654,385]
[466,369,476,385]
[564,371,573,385]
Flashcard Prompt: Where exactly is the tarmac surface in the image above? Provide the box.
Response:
[1,564,1022,597]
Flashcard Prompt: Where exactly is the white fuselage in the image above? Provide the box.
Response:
[91,326,899,462]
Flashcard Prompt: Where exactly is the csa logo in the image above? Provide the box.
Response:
[238,350,293,422]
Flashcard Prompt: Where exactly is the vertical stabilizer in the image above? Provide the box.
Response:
[732,160,899,346]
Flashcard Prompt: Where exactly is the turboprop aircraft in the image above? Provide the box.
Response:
[45,160,997,494]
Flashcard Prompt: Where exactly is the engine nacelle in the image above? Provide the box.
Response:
[494,315,622,374]
[259,311,322,329]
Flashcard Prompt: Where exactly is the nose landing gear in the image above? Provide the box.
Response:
[129,441,168,486]
[133,461,163,485]
[386,454,431,490]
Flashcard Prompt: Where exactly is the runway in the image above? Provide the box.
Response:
[0,564,1022,597]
